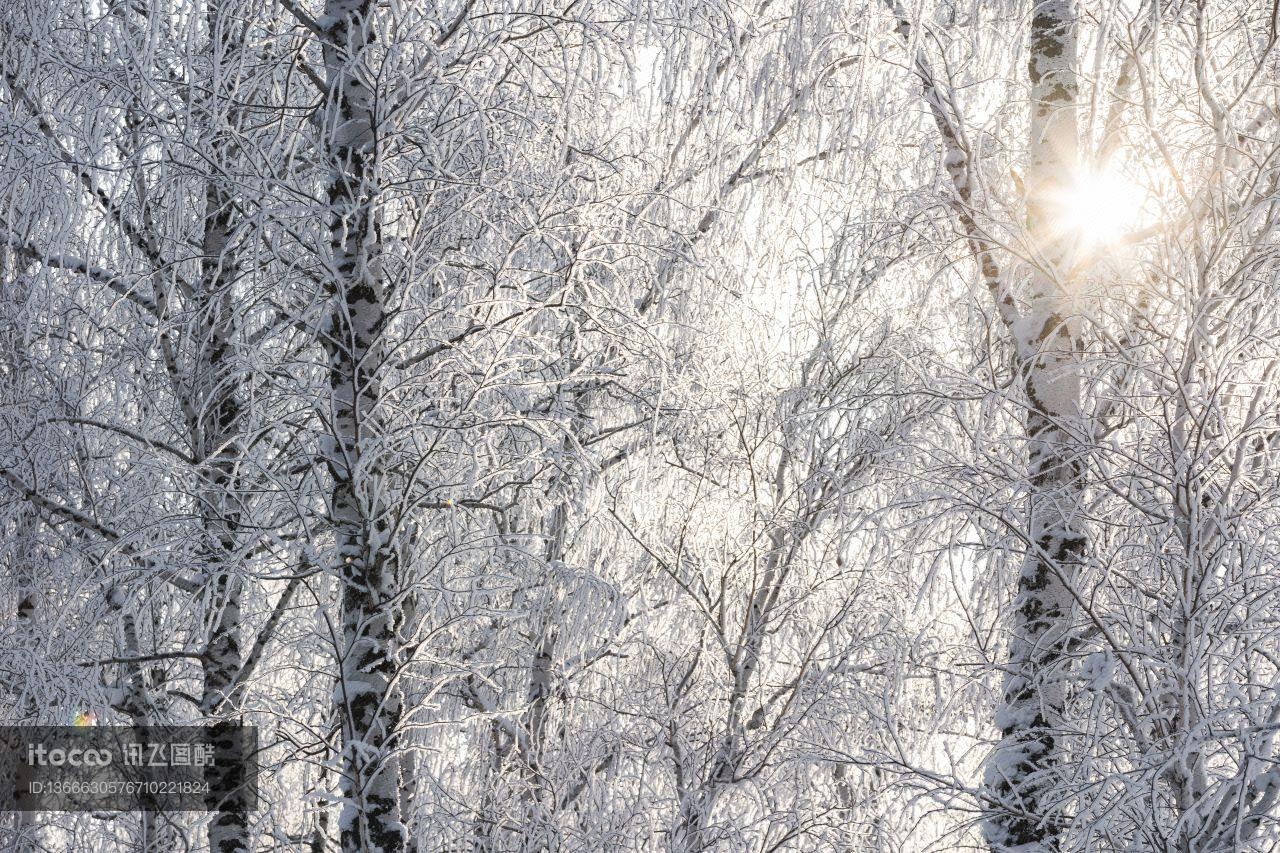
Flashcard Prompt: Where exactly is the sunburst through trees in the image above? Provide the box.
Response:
[1,1,1279,851]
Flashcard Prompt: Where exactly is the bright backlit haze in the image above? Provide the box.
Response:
[1055,167,1147,251]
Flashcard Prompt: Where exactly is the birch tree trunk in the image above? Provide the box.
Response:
[193,5,248,848]
[984,2,1083,850]
[319,2,404,850]
[0,255,39,852]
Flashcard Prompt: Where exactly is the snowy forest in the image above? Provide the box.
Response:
[1,0,1279,850]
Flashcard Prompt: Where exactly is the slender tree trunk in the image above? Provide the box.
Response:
[8,508,39,852]
[669,526,793,853]
[186,6,250,849]
[515,489,573,853]
[106,588,177,853]
[984,3,1083,850]
[320,2,404,850]
[196,176,250,853]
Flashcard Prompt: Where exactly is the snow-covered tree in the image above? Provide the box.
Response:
[3,1,1280,851]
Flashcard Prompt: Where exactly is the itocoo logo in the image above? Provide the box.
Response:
[27,743,113,767]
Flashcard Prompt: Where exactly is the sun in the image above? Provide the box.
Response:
[1053,167,1146,252]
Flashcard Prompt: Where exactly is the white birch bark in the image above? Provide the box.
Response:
[192,4,250,845]
[319,1,404,849]
[983,4,1084,850]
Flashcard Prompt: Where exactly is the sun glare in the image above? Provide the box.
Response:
[1054,168,1146,252]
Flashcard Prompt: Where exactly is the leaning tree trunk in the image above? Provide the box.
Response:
[983,2,1083,850]
[319,2,404,851]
